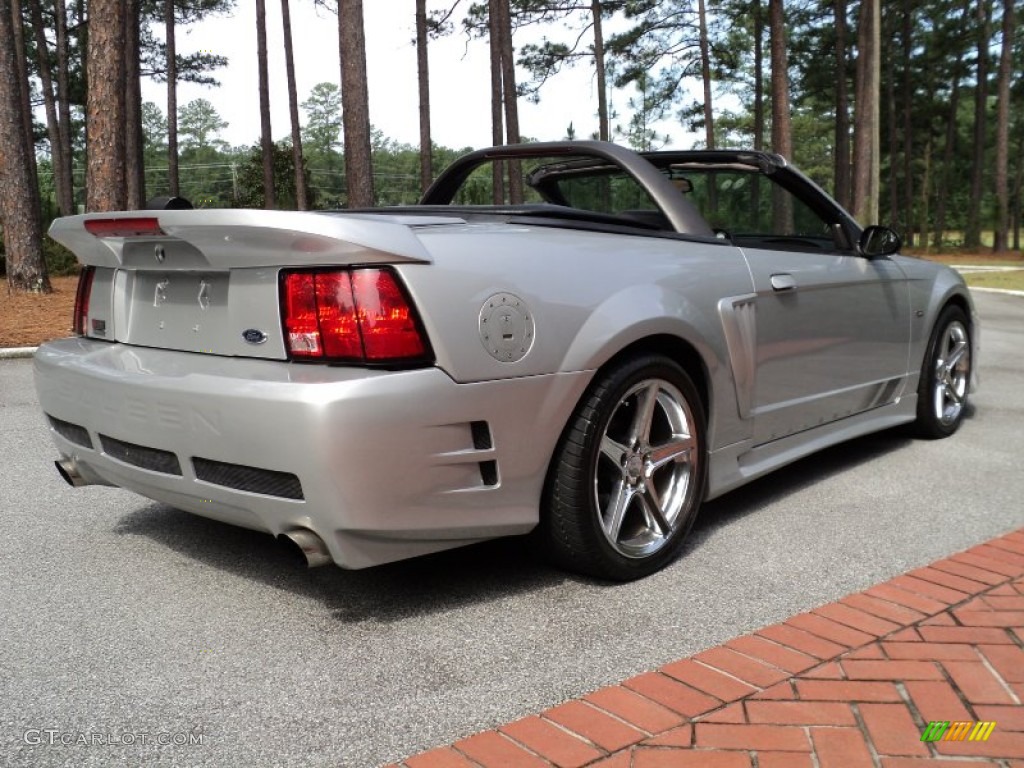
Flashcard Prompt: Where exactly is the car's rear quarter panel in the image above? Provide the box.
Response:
[403,223,755,450]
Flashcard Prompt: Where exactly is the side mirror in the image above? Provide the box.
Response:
[858,225,901,257]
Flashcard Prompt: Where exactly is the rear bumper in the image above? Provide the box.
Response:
[34,338,589,568]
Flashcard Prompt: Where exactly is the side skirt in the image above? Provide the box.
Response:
[705,394,919,501]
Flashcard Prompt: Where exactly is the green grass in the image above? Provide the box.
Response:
[963,269,1024,292]
[915,253,1024,267]
[921,247,1024,292]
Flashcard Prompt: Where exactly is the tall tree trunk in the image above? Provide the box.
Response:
[768,0,792,232]
[415,0,432,194]
[916,71,937,253]
[698,0,714,150]
[885,15,899,228]
[74,0,84,46]
[54,0,74,211]
[833,0,851,209]
[934,31,966,250]
[698,0,716,214]
[992,0,1014,252]
[282,0,307,209]
[591,0,610,210]
[853,0,881,225]
[488,0,504,204]
[338,0,374,207]
[255,0,275,208]
[28,0,72,215]
[964,0,990,248]
[0,0,49,293]
[11,0,39,198]
[591,0,608,142]
[1012,132,1023,251]
[932,75,962,249]
[918,132,932,255]
[494,0,522,203]
[752,0,763,216]
[86,0,127,212]
[900,0,913,242]
[165,0,179,197]
[753,0,763,151]
[125,0,145,209]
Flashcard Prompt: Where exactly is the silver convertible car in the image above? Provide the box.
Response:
[35,141,977,580]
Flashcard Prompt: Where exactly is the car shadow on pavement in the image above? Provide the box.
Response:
[684,425,917,550]
[111,421,947,619]
[113,504,566,623]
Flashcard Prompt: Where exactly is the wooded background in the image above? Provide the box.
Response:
[0,0,1020,293]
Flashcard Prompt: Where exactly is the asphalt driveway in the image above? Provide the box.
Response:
[1,290,1021,768]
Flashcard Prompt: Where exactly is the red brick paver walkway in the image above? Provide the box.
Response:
[390,529,1024,767]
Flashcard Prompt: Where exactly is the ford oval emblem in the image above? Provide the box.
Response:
[242,328,268,345]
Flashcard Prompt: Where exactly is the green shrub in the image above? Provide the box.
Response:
[44,240,80,276]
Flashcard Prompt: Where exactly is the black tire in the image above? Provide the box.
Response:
[914,305,972,439]
[538,355,707,581]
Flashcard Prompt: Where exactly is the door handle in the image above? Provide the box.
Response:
[770,273,797,292]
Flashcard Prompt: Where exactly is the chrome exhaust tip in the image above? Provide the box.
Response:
[55,458,89,488]
[281,529,332,568]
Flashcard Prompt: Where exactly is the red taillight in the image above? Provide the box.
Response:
[315,272,364,358]
[280,268,430,364]
[84,217,165,238]
[281,273,324,356]
[352,270,427,360]
[73,266,96,336]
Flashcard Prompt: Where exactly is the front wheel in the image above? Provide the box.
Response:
[539,355,707,581]
[914,305,972,439]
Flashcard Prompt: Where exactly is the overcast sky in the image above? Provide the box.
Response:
[139,1,696,152]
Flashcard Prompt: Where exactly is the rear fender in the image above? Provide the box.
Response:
[558,283,748,451]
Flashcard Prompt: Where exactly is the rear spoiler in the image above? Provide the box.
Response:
[48,209,437,270]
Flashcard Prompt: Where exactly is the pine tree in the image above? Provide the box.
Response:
[0,0,49,292]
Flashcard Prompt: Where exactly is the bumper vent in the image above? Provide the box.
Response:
[48,415,93,449]
[192,457,304,500]
[99,435,182,476]
[479,459,499,486]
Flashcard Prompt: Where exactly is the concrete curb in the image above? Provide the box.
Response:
[952,264,1024,272]
[0,346,38,360]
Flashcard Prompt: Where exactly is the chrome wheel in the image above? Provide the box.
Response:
[541,355,706,580]
[915,305,971,440]
[593,378,699,559]
[932,320,969,426]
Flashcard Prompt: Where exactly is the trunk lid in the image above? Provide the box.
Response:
[50,210,457,360]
